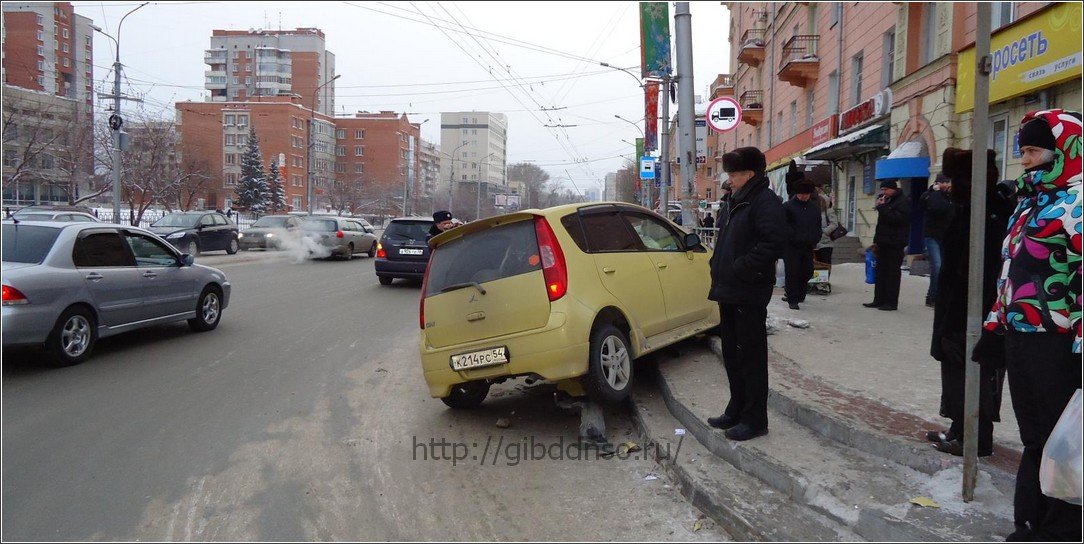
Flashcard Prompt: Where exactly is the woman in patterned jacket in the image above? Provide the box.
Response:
[974,109,1081,542]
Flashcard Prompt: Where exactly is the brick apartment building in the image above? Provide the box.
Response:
[717,2,1080,255]
[332,111,422,216]
[2,1,94,205]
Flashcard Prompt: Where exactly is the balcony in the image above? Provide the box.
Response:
[710,74,734,99]
[736,28,766,67]
[204,50,228,65]
[739,90,764,126]
[778,35,820,87]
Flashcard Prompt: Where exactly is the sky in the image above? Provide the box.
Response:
[76,1,731,195]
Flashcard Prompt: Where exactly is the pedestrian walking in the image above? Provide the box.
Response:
[976,109,1082,542]
[921,174,954,307]
[782,181,821,310]
[706,147,786,441]
[863,179,911,311]
[701,212,715,229]
[814,184,840,266]
[928,148,1012,458]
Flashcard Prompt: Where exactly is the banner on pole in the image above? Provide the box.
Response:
[645,82,659,152]
[639,2,672,79]
[635,137,645,160]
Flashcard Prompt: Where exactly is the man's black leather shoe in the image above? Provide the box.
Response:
[707,414,739,430]
[724,423,768,441]
[878,305,898,311]
[863,302,883,308]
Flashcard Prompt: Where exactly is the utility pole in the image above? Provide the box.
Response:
[308,74,341,215]
[674,3,697,227]
[92,2,147,225]
[659,75,671,215]
[446,141,468,213]
[962,1,992,502]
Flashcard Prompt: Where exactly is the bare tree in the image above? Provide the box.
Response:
[327,175,367,216]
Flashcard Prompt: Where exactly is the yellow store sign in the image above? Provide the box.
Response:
[957,3,1083,113]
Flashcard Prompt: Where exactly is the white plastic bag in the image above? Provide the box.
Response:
[1040,388,1083,505]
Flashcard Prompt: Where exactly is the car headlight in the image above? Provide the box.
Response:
[166,232,185,239]
[238,232,245,238]
[265,233,275,238]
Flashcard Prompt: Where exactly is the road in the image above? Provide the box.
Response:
[2,251,726,541]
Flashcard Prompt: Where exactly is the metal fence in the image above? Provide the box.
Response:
[93,210,256,230]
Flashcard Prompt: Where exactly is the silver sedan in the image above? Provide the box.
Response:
[2,221,231,366]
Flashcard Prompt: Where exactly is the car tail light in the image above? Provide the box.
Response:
[376,242,386,258]
[336,230,344,238]
[534,217,567,301]
[419,254,435,329]
[2,285,29,306]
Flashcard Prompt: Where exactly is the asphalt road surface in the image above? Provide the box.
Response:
[2,250,727,541]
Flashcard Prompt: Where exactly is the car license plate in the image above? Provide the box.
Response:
[451,346,509,371]
[400,248,424,255]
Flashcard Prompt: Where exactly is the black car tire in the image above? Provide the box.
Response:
[188,285,223,332]
[46,306,96,366]
[583,324,633,404]
[185,239,200,257]
[367,241,377,258]
[441,381,490,409]
[378,275,393,285]
[226,237,239,255]
[345,243,355,260]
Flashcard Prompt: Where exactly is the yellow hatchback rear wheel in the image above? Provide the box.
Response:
[584,324,632,404]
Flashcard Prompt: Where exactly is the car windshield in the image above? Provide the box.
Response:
[152,214,200,228]
[383,221,432,241]
[302,219,337,231]
[2,224,62,264]
[252,216,288,228]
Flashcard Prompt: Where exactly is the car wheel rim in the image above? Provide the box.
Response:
[600,335,630,390]
[61,315,91,357]
[188,242,197,255]
[230,239,238,252]
[202,293,220,324]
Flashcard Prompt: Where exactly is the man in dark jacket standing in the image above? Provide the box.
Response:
[921,174,954,307]
[782,181,822,310]
[706,147,786,441]
[864,179,911,311]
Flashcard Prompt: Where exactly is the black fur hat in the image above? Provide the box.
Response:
[433,210,453,223]
[721,146,767,175]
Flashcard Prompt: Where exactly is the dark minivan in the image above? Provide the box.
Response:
[374,217,435,285]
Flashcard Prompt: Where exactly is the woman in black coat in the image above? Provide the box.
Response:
[927,148,1014,456]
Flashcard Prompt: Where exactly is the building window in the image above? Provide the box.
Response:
[775,112,783,145]
[789,101,797,139]
[86,36,91,47]
[224,114,235,126]
[292,136,303,148]
[237,115,248,127]
[225,154,237,165]
[62,28,69,38]
[292,156,303,167]
[462,129,468,135]
[806,90,814,128]
[37,45,44,57]
[355,164,364,174]
[336,146,345,156]
[335,163,345,173]
[990,115,1009,176]
[336,129,346,139]
[225,134,236,146]
[36,13,43,25]
[225,173,237,186]
[292,196,302,209]
[851,52,864,107]
[36,30,43,41]
[355,129,364,139]
[62,43,69,53]
[232,76,239,85]
[292,175,302,187]
[245,64,251,72]
[921,3,938,65]
[37,60,45,70]
[883,30,896,88]
[244,76,251,85]
[828,70,840,114]
[991,2,1015,29]
[354,146,364,156]
[237,135,247,146]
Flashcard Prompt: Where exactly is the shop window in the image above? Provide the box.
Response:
[991,2,1015,30]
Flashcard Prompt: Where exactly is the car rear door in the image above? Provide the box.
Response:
[423,218,549,348]
[623,211,713,329]
[123,230,198,318]
[197,214,218,251]
[575,207,668,337]
[71,229,144,327]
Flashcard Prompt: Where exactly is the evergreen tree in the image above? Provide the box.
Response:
[235,126,268,213]
[266,158,287,213]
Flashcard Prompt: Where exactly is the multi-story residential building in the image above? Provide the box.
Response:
[332,111,422,216]
[721,2,1081,255]
[204,28,336,116]
[2,2,94,205]
[176,96,336,212]
[603,171,618,201]
[418,139,441,213]
[439,111,508,220]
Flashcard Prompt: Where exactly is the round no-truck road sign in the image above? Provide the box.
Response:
[706,96,742,132]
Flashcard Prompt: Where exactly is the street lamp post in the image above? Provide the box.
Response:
[308,74,341,215]
[476,151,499,221]
[92,2,148,224]
[446,141,469,213]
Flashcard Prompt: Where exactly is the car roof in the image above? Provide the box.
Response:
[388,216,434,222]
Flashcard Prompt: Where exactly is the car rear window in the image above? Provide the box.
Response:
[425,219,541,296]
[384,220,432,241]
[2,224,62,264]
[302,219,338,231]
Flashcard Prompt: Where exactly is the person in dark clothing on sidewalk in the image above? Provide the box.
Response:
[706,146,786,442]
[701,212,715,229]
[928,148,1012,458]
[977,109,1082,542]
[920,174,954,307]
[782,181,822,309]
[863,179,911,311]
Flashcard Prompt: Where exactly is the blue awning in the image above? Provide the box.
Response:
[875,157,931,179]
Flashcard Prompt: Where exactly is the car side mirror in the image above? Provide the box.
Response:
[364,227,374,234]
[683,232,701,250]
[180,254,195,266]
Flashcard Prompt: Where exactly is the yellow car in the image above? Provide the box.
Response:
[419,202,720,408]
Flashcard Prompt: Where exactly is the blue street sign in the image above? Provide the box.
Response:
[640,156,656,180]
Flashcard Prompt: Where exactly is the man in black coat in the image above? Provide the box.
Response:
[864,179,911,311]
[928,148,1011,458]
[706,147,786,441]
[921,174,954,307]
[782,181,822,310]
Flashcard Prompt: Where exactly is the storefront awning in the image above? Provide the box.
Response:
[804,124,889,161]
[875,139,931,179]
